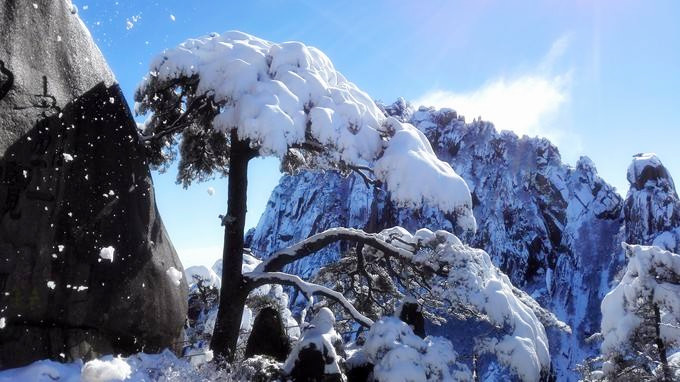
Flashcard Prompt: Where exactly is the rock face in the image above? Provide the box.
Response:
[247,100,653,380]
[0,0,187,369]
[244,307,291,361]
[624,153,680,252]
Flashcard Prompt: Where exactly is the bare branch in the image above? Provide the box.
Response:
[349,164,379,188]
[349,164,374,173]
[256,227,416,273]
[244,271,374,328]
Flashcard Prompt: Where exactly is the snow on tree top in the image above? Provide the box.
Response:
[600,243,680,361]
[137,31,474,219]
[137,30,383,160]
[184,265,221,290]
[374,118,474,225]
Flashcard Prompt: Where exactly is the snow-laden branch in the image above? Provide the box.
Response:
[244,271,374,328]
[511,286,571,333]
[256,227,415,273]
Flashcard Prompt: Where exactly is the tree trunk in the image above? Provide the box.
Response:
[654,303,671,382]
[210,133,253,362]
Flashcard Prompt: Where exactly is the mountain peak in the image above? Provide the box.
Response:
[627,153,675,191]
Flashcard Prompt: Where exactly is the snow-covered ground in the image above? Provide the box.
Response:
[0,351,217,382]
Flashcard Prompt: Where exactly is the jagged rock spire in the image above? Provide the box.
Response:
[624,153,680,252]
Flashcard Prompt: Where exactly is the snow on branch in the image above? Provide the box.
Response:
[511,285,572,333]
[253,225,564,381]
[374,227,557,381]
[135,31,475,225]
[244,271,374,328]
[256,227,416,273]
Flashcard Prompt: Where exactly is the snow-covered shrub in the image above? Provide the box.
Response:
[597,243,680,381]
[283,307,345,379]
[230,355,285,382]
[0,350,229,382]
[185,265,221,290]
[361,316,471,382]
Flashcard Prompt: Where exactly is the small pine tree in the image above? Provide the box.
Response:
[597,243,680,381]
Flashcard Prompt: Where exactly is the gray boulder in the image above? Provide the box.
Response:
[0,0,187,369]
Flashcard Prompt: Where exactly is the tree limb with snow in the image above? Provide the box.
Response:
[245,271,374,328]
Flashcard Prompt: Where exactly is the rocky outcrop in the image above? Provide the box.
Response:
[623,153,680,252]
[0,0,187,369]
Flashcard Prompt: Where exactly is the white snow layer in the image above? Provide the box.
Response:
[184,265,221,289]
[137,31,474,226]
[600,243,680,374]
[80,357,131,382]
[362,317,471,382]
[627,152,673,186]
[0,350,205,382]
[166,267,183,286]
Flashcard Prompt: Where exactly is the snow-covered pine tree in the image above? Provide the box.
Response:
[312,226,569,381]
[135,31,475,361]
[595,243,680,381]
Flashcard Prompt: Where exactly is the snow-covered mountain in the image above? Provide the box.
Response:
[246,100,680,380]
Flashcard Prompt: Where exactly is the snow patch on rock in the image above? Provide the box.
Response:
[166,267,183,286]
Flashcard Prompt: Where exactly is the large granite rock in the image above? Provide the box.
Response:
[624,153,680,253]
[0,0,188,369]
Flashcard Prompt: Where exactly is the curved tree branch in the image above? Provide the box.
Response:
[244,271,374,328]
[256,227,416,273]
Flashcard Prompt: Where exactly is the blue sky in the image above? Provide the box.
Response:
[77,1,680,267]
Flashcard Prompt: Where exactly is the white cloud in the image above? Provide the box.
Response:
[414,36,572,142]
